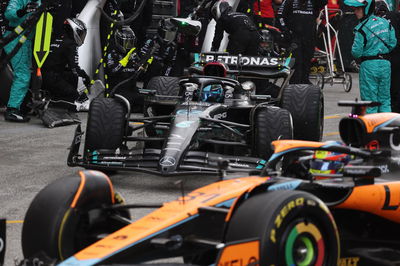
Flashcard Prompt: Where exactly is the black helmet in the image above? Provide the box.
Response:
[64,18,87,47]
[375,0,389,16]
[158,18,178,43]
[211,1,231,20]
[114,26,137,54]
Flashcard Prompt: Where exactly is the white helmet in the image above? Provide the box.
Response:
[211,1,231,20]
[64,18,87,47]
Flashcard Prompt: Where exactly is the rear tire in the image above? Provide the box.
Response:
[22,171,129,261]
[253,106,293,159]
[144,76,179,142]
[281,84,324,141]
[146,76,180,96]
[85,98,126,153]
[226,191,339,266]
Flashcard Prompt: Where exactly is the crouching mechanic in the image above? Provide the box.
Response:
[211,1,260,55]
[345,0,396,113]
[106,25,144,113]
[41,18,91,111]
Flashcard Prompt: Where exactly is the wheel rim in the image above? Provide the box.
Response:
[344,74,352,92]
[284,222,325,266]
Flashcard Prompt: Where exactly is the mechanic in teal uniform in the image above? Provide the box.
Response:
[3,0,40,122]
[345,0,396,113]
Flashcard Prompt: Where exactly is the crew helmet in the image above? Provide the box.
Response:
[201,84,224,103]
[375,0,389,16]
[158,18,178,44]
[259,29,274,53]
[344,0,376,16]
[114,26,137,54]
[64,18,87,47]
[211,1,231,20]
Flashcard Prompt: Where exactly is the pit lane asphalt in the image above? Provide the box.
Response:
[0,73,359,265]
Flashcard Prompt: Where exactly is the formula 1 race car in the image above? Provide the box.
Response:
[67,53,323,176]
[20,101,400,266]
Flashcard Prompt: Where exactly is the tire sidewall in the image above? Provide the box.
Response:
[261,193,338,265]
[226,191,339,266]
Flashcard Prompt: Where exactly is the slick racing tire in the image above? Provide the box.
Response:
[22,171,130,261]
[281,84,324,141]
[253,106,293,159]
[226,191,339,266]
[85,97,126,153]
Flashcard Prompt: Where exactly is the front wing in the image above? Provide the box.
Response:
[67,126,266,176]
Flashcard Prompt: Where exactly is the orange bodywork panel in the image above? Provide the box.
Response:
[359,113,400,133]
[335,182,400,223]
[272,140,329,154]
[74,176,268,261]
[216,240,260,266]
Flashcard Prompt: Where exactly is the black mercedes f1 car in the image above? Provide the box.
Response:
[68,53,323,176]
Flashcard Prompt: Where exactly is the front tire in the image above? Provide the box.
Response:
[226,191,339,266]
[22,171,129,261]
[85,98,127,153]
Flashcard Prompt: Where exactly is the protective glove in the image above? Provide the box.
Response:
[77,69,91,87]
[17,2,39,17]
[119,47,136,67]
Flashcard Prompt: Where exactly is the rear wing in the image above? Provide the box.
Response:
[191,53,295,79]
[193,52,295,70]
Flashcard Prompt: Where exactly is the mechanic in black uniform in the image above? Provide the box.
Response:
[277,0,327,84]
[41,18,91,110]
[211,1,260,55]
[375,1,400,112]
[105,25,144,112]
[140,18,179,87]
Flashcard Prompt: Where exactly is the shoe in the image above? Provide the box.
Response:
[74,98,91,112]
[4,107,30,122]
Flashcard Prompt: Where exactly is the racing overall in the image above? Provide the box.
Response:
[277,0,326,84]
[106,47,144,112]
[41,36,90,102]
[140,36,178,87]
[3,0,41,110]
[352,15,396,113]
[211,10,260,55]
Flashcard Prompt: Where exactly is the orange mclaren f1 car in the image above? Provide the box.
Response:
[17,101,400,266]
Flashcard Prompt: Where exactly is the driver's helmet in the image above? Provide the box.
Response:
[259,29,274,53]
[344,0,375,16]
[64,18,87,47]
[114,26,137,54]
[158,18,178,44]
[201,84,224,103]
[309,150,352,177]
